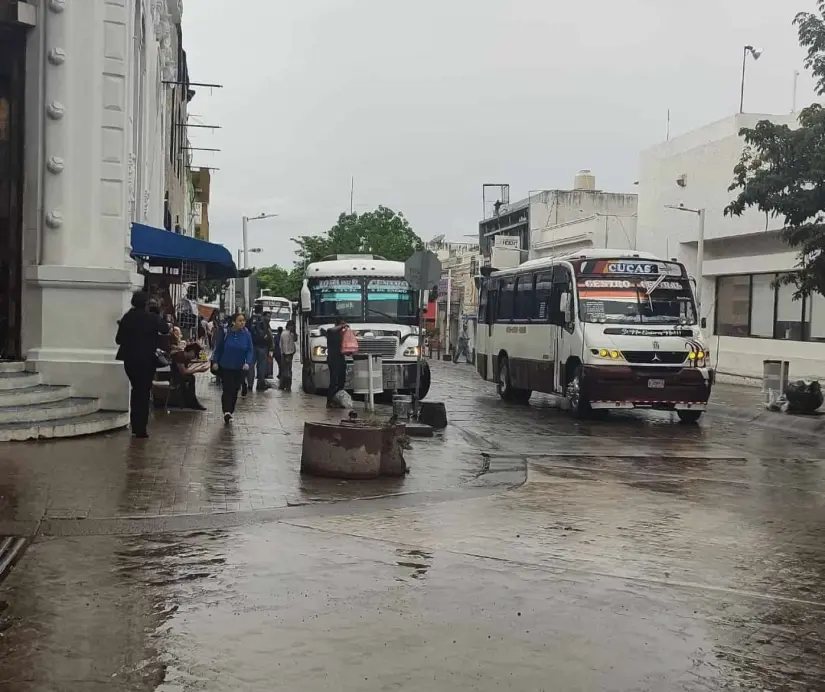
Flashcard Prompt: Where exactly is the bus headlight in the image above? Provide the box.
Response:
[688,349,708,367]
[403,345,420,357]
[312,345,327,359]
[591,348,624,361]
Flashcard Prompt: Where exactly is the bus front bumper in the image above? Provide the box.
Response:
[310,361,421,391]
[581,365,713,411]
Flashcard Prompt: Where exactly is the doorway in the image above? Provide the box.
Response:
[0,20,26,359]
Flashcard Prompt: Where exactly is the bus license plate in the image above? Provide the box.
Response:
[647,379,665,389]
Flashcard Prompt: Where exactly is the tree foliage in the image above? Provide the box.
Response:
[292,206,423,265]
[255,265,303,301]
[725,1,825,298]
[198,268,255,305]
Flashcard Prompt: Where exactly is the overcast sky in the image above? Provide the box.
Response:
[183,0,818,269]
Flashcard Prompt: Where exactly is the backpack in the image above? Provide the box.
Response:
[250,315,269,346]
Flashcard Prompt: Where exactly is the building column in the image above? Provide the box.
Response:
[24,0,142,410]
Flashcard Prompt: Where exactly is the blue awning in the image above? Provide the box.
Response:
[131,223,237,279]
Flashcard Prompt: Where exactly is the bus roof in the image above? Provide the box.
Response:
[305,258,406,278]
[491,249,669,277]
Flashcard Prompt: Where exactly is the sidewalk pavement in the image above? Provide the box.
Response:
[709,380,825,434]
[0,362,820,536]
[0,373,483,531]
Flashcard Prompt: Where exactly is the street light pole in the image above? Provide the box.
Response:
[241,213,278,310]
[665,205,706,315]
[740,45,763,114]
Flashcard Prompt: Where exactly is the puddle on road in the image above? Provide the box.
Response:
[395,547,433,580]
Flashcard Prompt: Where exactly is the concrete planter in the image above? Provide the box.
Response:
[300,421,408,479]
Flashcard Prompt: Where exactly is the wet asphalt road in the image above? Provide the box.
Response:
[1,362,824,691]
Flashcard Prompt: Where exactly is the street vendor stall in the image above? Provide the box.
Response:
[130,223,237,336]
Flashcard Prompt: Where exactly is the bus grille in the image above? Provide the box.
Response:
[623,351,687,365]
[356,337,398,358]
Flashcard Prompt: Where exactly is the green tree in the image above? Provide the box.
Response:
[292,206,423,265]
[725,0,825,298]
[198,269,254,305]
[255,265,303,300]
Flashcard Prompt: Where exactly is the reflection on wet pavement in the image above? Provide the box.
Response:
[0,363,824,690]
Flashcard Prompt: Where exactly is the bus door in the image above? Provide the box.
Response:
[533,270,556,392]
[476,281,490,379]
[480,278,499,381]
[551,266,574,393]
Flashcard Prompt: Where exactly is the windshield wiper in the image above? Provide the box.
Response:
[366,306,396,320]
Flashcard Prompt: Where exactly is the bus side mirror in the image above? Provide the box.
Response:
[300,281,311,313]
[559,293,571,324]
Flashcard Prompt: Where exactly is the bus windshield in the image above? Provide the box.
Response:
[365,279,416,322]
[577,277,697,325]
[308,277,417,325]
[267,305,291,320]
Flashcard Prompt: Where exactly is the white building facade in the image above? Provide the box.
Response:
[636,112,825,382]
[478,173,638,266]
[3,0,184,415]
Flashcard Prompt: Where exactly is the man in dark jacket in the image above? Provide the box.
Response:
[247,304,273,392]
[322,315,348,407]
[116,291,170,438]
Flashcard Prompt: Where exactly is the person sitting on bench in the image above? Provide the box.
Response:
[170,342,210,410]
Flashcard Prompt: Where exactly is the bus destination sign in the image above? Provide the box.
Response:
[579,259,683,277]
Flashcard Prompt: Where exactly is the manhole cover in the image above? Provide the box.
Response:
[0,536,28,585]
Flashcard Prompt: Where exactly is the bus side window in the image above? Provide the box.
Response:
[515,274,535,321]
[534,271,554,322]
[487,279,499,326]
[497,277,515,322]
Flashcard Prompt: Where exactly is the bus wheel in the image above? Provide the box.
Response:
[301,365,316,395]
[415,361,432,400]
[677,410,703,424]
[567,365,592,418]
[497,357,514,401]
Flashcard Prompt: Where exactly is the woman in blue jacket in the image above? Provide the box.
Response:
[211,312,254,423]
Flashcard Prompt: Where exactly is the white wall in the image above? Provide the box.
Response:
[529,190,638,258]
[19,0,179,409]
[635,112,825,382]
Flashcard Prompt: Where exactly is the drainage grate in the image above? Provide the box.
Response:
[0,536,28,585]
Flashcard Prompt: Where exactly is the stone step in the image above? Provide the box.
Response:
[0,410,128,442]
[0,384,72,407]
[0,361,26,374]
[0,371,41,391]
[0,397,100,425]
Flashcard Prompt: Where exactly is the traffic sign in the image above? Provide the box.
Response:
[404,250,442,290]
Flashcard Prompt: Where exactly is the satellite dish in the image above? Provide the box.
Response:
[430,234,445,245]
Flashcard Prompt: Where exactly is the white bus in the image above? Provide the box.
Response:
[298,255,431,398]
[475,249,714,422]
[253,295,293,332]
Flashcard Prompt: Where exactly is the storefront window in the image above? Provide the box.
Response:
[774,276,804,340]
[716,272,825,343]
[715,276,750,336]
[749,274,775,338]
[805,291,825,342]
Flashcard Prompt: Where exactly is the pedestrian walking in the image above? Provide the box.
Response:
[247,304,273,392]
[322,315,348,407]
[115,290,170,438]
[279,320,297,391]
[211,312,254,424]
[273,326,283,379]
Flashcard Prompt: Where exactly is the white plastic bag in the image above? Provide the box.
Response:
[333,390,354,409]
